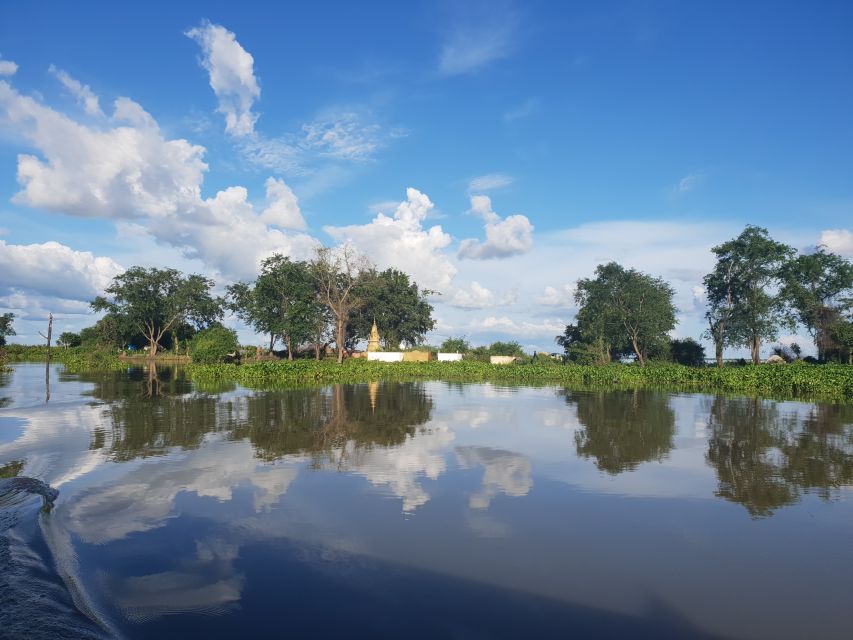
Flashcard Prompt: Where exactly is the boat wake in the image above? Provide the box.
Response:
[0,477,117,640]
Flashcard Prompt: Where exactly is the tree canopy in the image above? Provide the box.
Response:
[780,247,853,361]
[227,255,323,359]
[704,225,794,365]
[350,268,435,349]
[92,267,221,356]
[574,262,676,366]
[0,312,15,347]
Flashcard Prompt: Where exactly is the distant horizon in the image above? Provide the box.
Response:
[1,1,851,359]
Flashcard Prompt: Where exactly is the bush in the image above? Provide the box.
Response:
[189,326,240,364]
[670,338,706,367]
[440,336,470,353]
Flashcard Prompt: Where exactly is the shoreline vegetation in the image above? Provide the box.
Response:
[4,346,850,402]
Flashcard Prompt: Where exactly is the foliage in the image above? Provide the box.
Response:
[488,341,526,357]
[185,360,853,401]
[189,326,240,364]
[704,226,795,365]
[58,331,82,348]
[575,262,676,366]
[227,255,323,359]
[829,320,853,364]
[555,324,604,365]
[92,266,222,355]
[440,336,471,353]
[349,268,435,349]
[0,312,15,347]
[780,247,853,361]
[669,338,706,367]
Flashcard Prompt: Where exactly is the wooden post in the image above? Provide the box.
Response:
[39,313,53,403]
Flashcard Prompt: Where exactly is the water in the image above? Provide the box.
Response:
[0,363,851,639]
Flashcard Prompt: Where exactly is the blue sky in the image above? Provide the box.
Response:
[1,1,852,354]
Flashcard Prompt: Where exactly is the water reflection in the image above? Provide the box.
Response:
[705,397,853,517]
[2,365,853,639]
[565,390,676,474]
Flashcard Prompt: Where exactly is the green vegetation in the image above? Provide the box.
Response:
[186,359,853,401]
[188,326,240,364]
[0,312,15,347]
[92,266,222,356]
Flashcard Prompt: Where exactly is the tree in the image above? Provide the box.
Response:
[350,268,436,349]
[58,331,82,348]
[669,338,706,367]
[829,319,853,364]
[440,336,470,353]
[489,341,525,357]
[92,267,222,357]
[189,325,240,364]
[228,256,323,360]
[575,262,676,366]
[0,312,15,347]
[704,226,795,365]
[780,247,853,361]
[311,245,371,363]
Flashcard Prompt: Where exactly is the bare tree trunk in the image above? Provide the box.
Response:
[715,340,724,368]
[269,333,275,352]
[286,336,293,361]
[314,343,321,360]
[750,335,761,364]
[336,317,345,364]
[629,334,645,366]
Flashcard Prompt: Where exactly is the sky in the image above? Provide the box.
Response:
[0,1,852,355]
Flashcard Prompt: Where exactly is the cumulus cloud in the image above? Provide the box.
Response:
[186,21,260,137]
[260,177,306,230]
[472,315,566,337]
[538,283,575,308]
[0,78,316,280]
[468,173,513,193]
[0,239,122,301]
[449,281,515,309]
[0,59,18,76]
[819,229,853,257]
[324,187,456,292]
[458,195,533,260]
[48,65,103,117]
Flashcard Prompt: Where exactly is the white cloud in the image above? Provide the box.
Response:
[439,21,515,76]
[260,177,306,230]
[468,173,513,193]
[302,112,385,161]
[449,281,515,309]
[538,283,575,308]
[48,65,103,117]
[671,172,704,196]
[473,315,566,337]
[455,446,532,509]
[818,228,853,257]
[324,187,456,292]
[0,78,317,281]
[458,195,533,260]
[186,21,260,137]
[0,59,18,77]
[0,239,122,301]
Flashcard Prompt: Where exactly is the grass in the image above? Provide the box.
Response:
[186,359,853,401]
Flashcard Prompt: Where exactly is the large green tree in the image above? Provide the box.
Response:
[350,268,435,349]
[703,226,794,365]
[227,255,324,359]
[574,262,676,366]
[780,247,853,361]
[92,267,222,356]
[0,312,15,347]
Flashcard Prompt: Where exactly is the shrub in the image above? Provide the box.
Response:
[189,326,240,364]
[670,338,706,367]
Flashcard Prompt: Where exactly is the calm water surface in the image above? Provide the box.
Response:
[1,363,851,639]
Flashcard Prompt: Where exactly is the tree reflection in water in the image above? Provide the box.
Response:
[705,397,853,517]
[563,390,676,474]
[77,367,434,464]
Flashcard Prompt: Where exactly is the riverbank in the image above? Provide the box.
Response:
[186,360,853,401]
